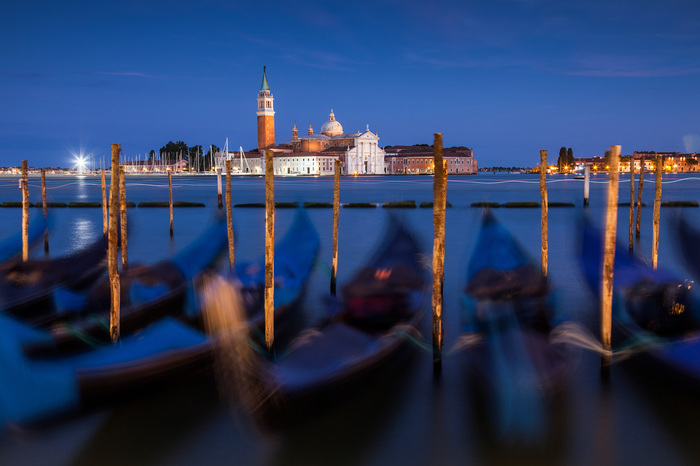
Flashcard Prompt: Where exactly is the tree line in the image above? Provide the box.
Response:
[557,147,574,172]
[149,141,220,172]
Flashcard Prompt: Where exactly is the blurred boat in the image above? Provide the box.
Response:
[0,215,49,263]
[461,212,567,446]
[248,217,429,430]
[0,208,320,428]
[21,215,229,354]
[577,217,700,386]
[0,232,108,324]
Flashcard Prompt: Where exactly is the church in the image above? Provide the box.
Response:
[218,68,386,175]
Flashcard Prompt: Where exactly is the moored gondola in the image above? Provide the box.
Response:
[0,209,321,428]
[239,217,429,430]
[0,233,109,324]
[461,212,568,447]
[578,216,700,388]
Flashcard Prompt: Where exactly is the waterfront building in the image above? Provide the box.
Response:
[384,145,477,175]
[575,152,699,173]
[281,111,386,175]
[219,68,476,176]
[121,159,188,173]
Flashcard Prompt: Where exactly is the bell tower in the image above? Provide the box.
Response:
[256,66,275,150]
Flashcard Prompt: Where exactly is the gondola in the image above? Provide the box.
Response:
[244,217,429,430]
[0,233,109,324]
[577,216,700,387]
[0,209,321,428]
[461,212,567,446]
[675,216,700,282]
[20,216,229,355]
[0,215,49,263]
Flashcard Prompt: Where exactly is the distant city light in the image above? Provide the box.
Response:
[72,153,88,174]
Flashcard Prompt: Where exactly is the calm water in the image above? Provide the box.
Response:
[2,173,700,465]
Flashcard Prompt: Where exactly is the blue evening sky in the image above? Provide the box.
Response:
[2,0,699,168]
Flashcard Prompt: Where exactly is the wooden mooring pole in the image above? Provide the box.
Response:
[635,157,645,239]
[109,144,121,343]
[584,164,591,208]
[168,170,173,237]
[539,150,548,277]
[225,160,234,269]
[629,159,635,252]
[432,133,446,374]
[21,160,29,261]
[652,156,663,270]
[264,149,275,352]
[119,167,128,269]
[601,145,621,372]
[41,168,48,253]
[331,159,340,295]
[216,167,223,208]
[101,169,108,235]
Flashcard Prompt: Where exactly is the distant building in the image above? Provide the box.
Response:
[121,159,188,173]
[574,151,699,173]
[257,67,275,150]
[384,145,477,175]
[217,68,474,176]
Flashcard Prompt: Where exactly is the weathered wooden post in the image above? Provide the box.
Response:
[216,167,223,208]
[540,150,548,277]
[584,164,591,207]
[168,170,173,237]
[21,160,29,261]
[108,144,121,343]
[432,133,447,373]
[635,157,645,238]
[601,145,621,372]
[225,160,235,269]
[629,159,635,252]
[41,168,48,253]
[101,169,108,235]
[119,167,128,269]
[331,159,341,295]
[652,156,663,270]
[264,149,275,351]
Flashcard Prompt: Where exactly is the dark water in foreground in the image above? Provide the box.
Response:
[1,173,700,465]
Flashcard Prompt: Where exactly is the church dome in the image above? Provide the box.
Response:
[320,109,343,137]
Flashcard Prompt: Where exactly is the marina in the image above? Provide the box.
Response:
[2,173,700,465]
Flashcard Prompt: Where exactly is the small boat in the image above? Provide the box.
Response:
[577,217,700,386]
[18,216,228,355]
[234,207,321,329]
[0,233,108,323]
[0,215,49,263]
[461,212,567,445]
[0,209,321,427]
[244,217,429,430]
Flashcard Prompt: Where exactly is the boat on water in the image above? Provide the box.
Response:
[242,216,429,430]
[577,217,700,387]
[460,212,568,446]
[18,216,228,355]
[0,208,321,428]
[0,215,48,263]
[0,233,108,324]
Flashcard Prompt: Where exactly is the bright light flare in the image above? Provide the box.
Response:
[71,152,89,174]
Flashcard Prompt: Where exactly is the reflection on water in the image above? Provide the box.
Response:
[71,216,97,251]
